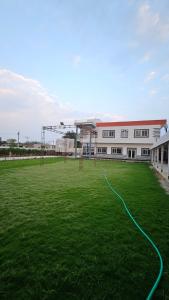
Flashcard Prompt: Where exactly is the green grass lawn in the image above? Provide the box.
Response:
[0,158,169,300]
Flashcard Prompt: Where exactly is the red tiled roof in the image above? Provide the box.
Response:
[96,119,167,127]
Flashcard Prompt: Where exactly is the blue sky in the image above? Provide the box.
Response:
[0,0,169,141]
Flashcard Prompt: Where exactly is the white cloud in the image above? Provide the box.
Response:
[0,69,81,140]
[161,96,169,101]
[72,55,81,66]
[127,40,139,49]
[88,112,127,121]
[127,0,135,5]
[161,74,169,81]
[145,71,157,82]
[149,89,157,96]
[137,3,169,41]
[0,69,126,140]
[0,88,16,96]
[139,52,151,63]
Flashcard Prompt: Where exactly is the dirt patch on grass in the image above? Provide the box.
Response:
[159,177,169,195]
[151,167,169,195]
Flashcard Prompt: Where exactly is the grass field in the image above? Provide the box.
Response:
[0,158,169,300]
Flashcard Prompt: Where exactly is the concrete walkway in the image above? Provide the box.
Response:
[0,155,59,161]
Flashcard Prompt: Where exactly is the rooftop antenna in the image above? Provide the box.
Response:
[164,124,168,132]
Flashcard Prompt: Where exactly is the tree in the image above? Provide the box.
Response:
[63,131,76,139]
[63,131,81,148]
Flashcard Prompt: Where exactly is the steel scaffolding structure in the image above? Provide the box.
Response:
[41,124,75,154]
[74,120,97,159]
[41,120,98,158]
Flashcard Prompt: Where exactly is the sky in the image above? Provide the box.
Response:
[0,0,169,142]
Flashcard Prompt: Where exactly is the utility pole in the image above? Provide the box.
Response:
[41,127,45,150]
[89,130,92,159]
[75,126,78,158]
[17,131,20,147]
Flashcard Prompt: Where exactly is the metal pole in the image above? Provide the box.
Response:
[17,131,20,147]
[41,127,45,152]
[75,126,78,158]
[89,130,92,159]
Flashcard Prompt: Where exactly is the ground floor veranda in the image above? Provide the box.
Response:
[151,140,169,181]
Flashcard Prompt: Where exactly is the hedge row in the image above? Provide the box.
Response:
[0,148,63,156]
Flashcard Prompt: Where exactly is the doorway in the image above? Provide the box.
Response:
[128,148,136,159]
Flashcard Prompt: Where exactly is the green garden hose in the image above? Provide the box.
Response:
[104,175,163,300]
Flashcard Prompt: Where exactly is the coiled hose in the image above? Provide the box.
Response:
[104,175,163,300]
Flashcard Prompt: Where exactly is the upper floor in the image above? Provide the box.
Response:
[82,119,167,145]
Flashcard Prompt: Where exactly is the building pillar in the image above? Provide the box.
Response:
[152,149,155,164]
[161,145,164,172]
[151,149,153,163]
[154,149,156,164]
[107,147,111,155]
[157,147,159,168]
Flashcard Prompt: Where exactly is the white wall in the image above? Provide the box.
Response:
[95,143,151,156]
[55,138,74,153]
[96,125,161,144]
[80,123,163,159]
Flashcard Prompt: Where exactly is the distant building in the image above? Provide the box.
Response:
[24,142,42,149]
[55,138,75,154]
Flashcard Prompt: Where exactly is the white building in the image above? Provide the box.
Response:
[76,119,167,160]
[55,138,76,154]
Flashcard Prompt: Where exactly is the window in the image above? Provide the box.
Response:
[97,147,107,154]
[141,148,150,156]
[102,130,115,138]
[121,129,128,138]
[83,144,94,155]
[111,147,122,155]
[134,129,149,138]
